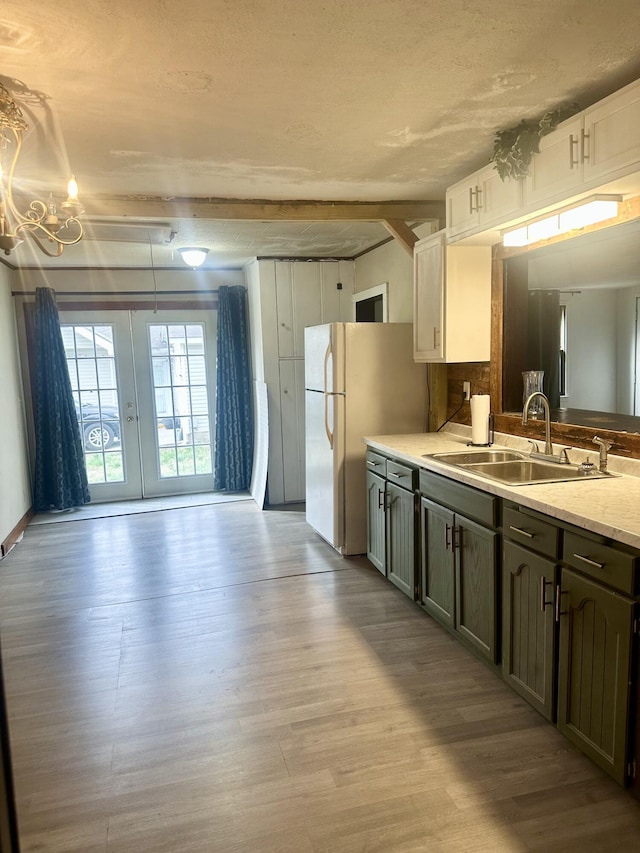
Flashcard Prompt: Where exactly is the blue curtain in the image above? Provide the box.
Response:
[33,287,90,511]
[213,286,253,491]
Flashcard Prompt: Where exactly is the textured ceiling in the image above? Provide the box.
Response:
[2,1,640,268]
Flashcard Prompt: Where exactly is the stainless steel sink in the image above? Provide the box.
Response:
[426,448,615,485]
[428,449,526,465]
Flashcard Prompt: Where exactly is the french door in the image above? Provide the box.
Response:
[59,309,217,502]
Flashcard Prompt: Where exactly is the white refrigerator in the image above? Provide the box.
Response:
[305,322,427,555]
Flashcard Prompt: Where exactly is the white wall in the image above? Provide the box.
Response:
[0,265,31,548]
[562,290,617,411]
[354,221,437,322]
[616,285,640,415]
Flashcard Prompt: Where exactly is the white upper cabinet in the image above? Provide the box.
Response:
[447,163,525,240]
[583,80,640,184]
[447,77,640,243]
[413,231,492,363]
[524,114,585,209]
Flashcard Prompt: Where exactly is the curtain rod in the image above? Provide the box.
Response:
[11,289,222,297]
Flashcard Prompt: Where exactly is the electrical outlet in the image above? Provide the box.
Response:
[463,381,471,401]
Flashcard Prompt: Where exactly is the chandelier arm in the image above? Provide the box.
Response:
[14,217,84,247]
[23,228,65,258]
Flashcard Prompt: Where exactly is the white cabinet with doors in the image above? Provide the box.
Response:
[247,259,354,505]
[447,77,640,244]
[527,79,640,210]
[413,231,492,363]
[447,163,525,241]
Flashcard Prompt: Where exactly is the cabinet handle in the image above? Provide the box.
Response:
[509,524,534,539]
[475,186,483,212]
[540,577,553,612]
[569,134,579,169]
[572,552,605,570]
[581,128,590,162]
[445,523,452,551]
[452,526,461,551]
[378,488,385,509]
[366,460,380,468]
[432,327,440,349]
[388,471,405,478]
[555,584,567,623]
[468,187,475,214]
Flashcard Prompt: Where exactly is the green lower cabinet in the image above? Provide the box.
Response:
[386,481,416,598]
[366,469,386,575]
[502,540,558,721]
[557,568,635,786]
[456,515,499,664]
[419,496,498,663]
[420,497,455,628]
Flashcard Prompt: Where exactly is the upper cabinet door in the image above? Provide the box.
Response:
[413,233,444,361]
[446,175,482,240]
[478,164,525,228]
[276,263,322,359]
[524,115,584,210]
[583,79,640,185]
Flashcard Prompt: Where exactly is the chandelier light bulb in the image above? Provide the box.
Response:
[67,175,79,201]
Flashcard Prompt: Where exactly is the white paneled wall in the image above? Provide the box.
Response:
[247,259,354,505]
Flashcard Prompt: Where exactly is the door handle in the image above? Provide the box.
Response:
[378,488,385,509]
[581,128,590,162]
[324,393,334,450]
[569,134,579,168]
[445,523,451,551]
[540,577,553,611]
[555,584,567,623]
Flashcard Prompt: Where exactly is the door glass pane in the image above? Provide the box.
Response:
[62,323,124,484]
[148,323,213,478]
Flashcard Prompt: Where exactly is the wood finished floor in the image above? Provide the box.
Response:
[1,500,639,852]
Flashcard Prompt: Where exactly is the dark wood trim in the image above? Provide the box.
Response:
[20,299,218,312]
[1,508,33,559]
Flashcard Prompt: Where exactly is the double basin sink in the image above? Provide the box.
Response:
[426,448,615,486]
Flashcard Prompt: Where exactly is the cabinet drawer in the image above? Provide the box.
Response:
[386,459,417,490]
[419,470,497,528]
[366,450,387,474]
[563,531,638,596]
[502,504,560,559]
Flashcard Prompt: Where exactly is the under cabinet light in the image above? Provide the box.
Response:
[502,195,622,247]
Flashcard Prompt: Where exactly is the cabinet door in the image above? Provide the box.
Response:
[278,359,306,502]
[366,470,386,575]
[502,540,557,721]
[446,175,481,239]
[478,164,525,228]
[584,79,640,185]
[455,515,499,663]
[386,482,416,598]
[525,115,584,210]
[557,568,635,785]
[413,234,444,362]
[420,497,455,628]
[276,263,322,358]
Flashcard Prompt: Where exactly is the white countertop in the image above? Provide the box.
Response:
[364,425,640,550]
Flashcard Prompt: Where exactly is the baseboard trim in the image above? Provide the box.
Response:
[1,507,33,558]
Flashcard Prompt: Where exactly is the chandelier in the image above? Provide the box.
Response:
[0,81,84,257]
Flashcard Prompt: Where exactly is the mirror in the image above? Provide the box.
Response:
[502,218,640,433]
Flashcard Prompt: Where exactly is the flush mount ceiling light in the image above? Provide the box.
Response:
[502,194,622,248]
[0,81,84,257]
[177,247,209,268]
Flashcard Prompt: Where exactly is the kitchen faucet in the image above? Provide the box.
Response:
[592,435,613,473]
[522,391,558,461]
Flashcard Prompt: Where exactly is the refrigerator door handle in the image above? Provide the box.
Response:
[324,393,334,449]
[323,339,332,394]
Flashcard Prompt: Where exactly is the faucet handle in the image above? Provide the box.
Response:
[559,447,572,464]
[592,435,613,450]
[527,439,539,454]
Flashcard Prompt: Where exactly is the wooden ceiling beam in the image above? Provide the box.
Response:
[82,196,445,223]
[382,219,420,256]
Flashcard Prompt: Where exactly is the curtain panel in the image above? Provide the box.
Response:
[213,286,253,491]
[33,287,90,511]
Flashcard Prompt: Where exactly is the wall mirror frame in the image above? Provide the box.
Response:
[490,195,640,458]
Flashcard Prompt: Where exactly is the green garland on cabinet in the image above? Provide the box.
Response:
[490,103,580,181]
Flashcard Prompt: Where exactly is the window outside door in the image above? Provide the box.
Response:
[60,309,217,502]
